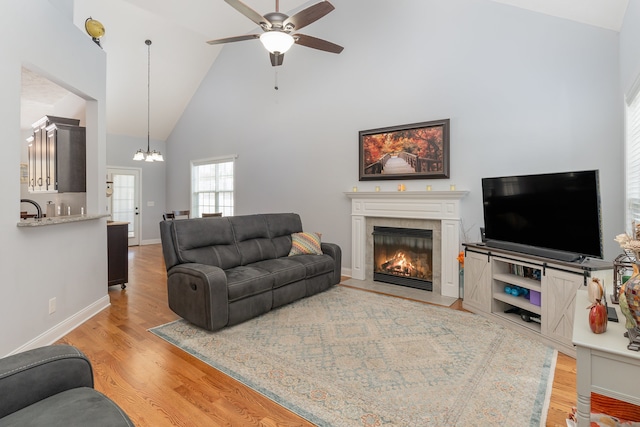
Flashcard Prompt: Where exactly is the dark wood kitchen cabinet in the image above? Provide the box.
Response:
[107,222,128,289]
[27,115,86,193]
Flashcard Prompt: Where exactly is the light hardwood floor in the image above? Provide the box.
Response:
[57,244,582,426]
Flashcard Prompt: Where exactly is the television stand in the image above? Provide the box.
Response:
[462,243,612,356]
[484,239,584,263]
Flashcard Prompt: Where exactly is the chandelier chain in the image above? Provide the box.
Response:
[147,39,151,153]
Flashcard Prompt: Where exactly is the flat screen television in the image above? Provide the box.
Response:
[481,170,603,262]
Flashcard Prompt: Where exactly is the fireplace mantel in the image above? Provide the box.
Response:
[345,191,468,298]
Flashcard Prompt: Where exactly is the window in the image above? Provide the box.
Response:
[626,81,640,234]
[112,173,136,238]
[191,156,235,217]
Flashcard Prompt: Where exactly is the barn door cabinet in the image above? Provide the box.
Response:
[27,115,86,193]
[462,243,612,356]
[462,250,492,313]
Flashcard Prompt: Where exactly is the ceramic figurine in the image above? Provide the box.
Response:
[588,299,607,334]
[587,278,604,304]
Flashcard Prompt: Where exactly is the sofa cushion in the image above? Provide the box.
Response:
[226,266,274,303]
[171,218,241,269]
[251,258,306,288]
[229,215,278,265]
[288,232,322,256]
[236,238,277,265]
[264,213,303,257]
[287,254,335,278]
[0,387,134,427]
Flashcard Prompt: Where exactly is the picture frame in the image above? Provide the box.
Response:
[359,118,450,181]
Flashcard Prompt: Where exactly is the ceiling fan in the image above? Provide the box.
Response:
[206,0,343,66]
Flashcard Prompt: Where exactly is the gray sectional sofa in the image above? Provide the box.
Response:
[159,213,342,331]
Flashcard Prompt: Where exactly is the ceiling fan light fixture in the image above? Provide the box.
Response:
[260,31,294,54]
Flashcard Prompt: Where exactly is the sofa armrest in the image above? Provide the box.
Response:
[321,242,342,285]
[167,263,230,331]
[0,344,93,419]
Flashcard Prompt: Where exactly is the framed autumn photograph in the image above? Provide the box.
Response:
[359,119,450,181]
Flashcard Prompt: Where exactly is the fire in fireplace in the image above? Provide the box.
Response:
[372,226,433,291]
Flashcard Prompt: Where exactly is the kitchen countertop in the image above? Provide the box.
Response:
[17,214,109,227]
[107,221,129,226]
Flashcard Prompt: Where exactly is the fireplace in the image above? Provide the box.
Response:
[346,190,468,298]
[373,226,433,291]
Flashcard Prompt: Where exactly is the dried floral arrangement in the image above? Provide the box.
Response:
[615,222,640,260]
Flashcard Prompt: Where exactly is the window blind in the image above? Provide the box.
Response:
[626,91,640,235]
[191,156,235,218]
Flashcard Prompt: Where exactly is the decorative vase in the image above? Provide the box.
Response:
[620,263,640,350]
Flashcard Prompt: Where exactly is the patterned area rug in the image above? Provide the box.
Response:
[150,286,556,426]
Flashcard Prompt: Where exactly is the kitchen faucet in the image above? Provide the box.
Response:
[20,199,43,219]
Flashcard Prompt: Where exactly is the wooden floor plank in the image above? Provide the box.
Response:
[54,243,630,426]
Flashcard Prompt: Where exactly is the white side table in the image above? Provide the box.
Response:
[572,289,640,426]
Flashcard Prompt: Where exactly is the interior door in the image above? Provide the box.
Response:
[107,167,141,246]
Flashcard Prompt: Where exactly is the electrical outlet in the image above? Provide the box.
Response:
[49,297,56,314]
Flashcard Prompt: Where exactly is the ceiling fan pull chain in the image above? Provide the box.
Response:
[274,71,279,91]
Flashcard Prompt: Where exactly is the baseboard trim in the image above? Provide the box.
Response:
[7,296,111,356]
[141,238,161,245]
[341,267,352,277]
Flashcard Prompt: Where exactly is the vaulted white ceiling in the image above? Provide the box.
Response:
[22,0,629,140]
[491,0,628,31]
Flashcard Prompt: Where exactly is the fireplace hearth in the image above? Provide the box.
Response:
[373,226,433,291]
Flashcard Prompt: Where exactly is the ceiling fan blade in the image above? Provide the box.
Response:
[284,1,335,31]
[270,52,284,67]
[206,34,260,45]
[294,33,343,54]
[224,0,269,27]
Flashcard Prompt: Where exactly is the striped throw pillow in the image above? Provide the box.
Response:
[288,232,322,256]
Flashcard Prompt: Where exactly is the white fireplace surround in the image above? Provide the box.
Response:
[345,191,468,299]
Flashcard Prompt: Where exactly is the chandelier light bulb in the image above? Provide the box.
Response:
[133,149,145,161]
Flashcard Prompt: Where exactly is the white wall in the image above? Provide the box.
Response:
[107,134,167,243]
[620,1,640,96]
[165,0,623,265]
[0,0,108,356]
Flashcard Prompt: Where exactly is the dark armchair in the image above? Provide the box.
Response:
[0,344,134,426]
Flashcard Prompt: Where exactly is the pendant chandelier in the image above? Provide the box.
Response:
[133,39,163,162]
